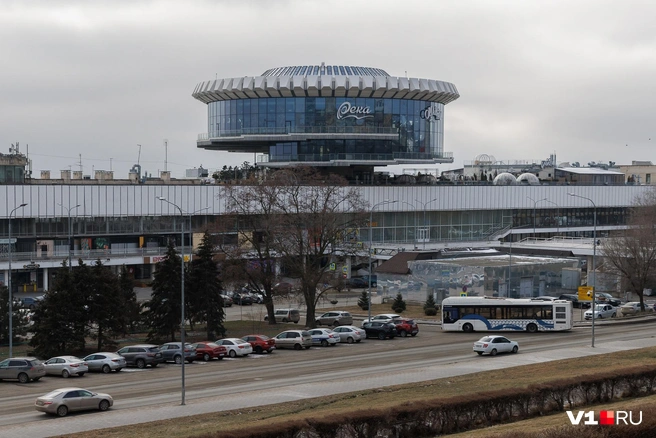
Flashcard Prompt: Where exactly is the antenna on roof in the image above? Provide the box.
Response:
[164,139,168,172]
[137,144,142,166]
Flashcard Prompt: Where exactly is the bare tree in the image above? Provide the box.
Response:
[220,167,367,326]
[602,188,656,310]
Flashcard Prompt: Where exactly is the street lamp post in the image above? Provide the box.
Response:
[568,193,597,348]
[8,203,27,358]
[527,197,547,238]
[415,198,438,250]
[368,200,397,323]
[157,196,186,404]
[58,203,81,270]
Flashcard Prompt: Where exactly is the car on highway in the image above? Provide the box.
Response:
[116,344,164,369]
[361,313,401,326]
[273,330,312,350]
[332,325,365,344]
[594,292,622,307]
[191,342,227,361]
[393,318,419,337]
[619,301,652,315]
[82,352,125,373]
[473,335,519,356]
[315,311,353,327]
[214,338,253,357]
[264,308,301,324]
[308,328,340,347]
[35,387,113,417]
[242,335,276,354]
[362,321,397,340]
[43,356,88,378]
[584,304,617,320]
[159,342,196,364]
[0,357,45,383]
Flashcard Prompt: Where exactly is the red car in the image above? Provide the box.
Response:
[191,342,227,361]
[394,319,419,337]
[242,334,276,354]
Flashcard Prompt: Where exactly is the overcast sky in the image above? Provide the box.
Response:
[3,0,655,178]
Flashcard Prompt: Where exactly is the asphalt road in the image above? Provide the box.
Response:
[1,319,655,437]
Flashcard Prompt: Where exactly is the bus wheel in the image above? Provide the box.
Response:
[526,323,538,333]
[462,323,473,333]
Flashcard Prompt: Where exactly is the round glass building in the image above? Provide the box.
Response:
[193,64,459,181]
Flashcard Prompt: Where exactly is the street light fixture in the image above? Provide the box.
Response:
[527,197,547,238]
[8,202,27,359]
[415,198,438,250]
[368,200,397,323]
[156,196,187,404]
[568,193,597,348]
[58,203,81,270]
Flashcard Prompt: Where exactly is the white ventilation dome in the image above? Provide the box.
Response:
[517,173,540,185]
[493,172,517,185]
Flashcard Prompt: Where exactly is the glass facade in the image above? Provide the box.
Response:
[207,97,444,162]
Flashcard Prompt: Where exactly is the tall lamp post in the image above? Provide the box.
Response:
[368,200,397,323]
[527,196,547,238]
[157,196,186,404]
[58,203,81,270]
[415,198,438,250]
[8,203,27,358]
[568,193,597,348]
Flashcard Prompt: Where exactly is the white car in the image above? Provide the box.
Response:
[360,313,401,327]
[332,325,365,344]
[308,328,340,347]
[473,336,519,356]
[214,338,253,357]
[584,304,617,320]
[43,356,88,378]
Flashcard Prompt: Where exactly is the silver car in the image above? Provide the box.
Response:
[82,352,126,373]
[274,330,312,350]
[315,311,353,327]
[159,342,197,364]
[35,387,113,417]
[0,357,45,383]
[332,325,365,343]
[44,356,88,378]
[473,336,519,356]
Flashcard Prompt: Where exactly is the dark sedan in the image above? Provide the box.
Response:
[362,321,397,340]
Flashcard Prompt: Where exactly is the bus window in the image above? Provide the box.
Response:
[443,307,458,323]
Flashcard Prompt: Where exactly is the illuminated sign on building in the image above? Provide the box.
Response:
[336,102,373,120]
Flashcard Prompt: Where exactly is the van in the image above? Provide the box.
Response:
[264,309,301,324]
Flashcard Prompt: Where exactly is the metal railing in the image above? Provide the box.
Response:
[0,246,191,264]
[199,125,401,140]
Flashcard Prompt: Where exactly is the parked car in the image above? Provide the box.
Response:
[214,338,253,357]
[35,387,113,417]
[594,292,622,307]
[159,342,196,364]
[347,277,369,288]
[473,335,519,356]
[558,294,591,308]
[242,335,276,354]
[584,304,617,320]
[116,344,164,369]
[0,357,45,383]
[393,318,419,337]
[315,311,353,327]
[274,330,313,350]
[619,301,653,315]
[308,328,340,347]
[19,296,44,310]
[332,325,365,344]
[191,342,227,361]
[43,356,88,378]
[362,321,397,340]
[82,352,125,373]
[361,313,401,326]
[220,294,233,307]
[231,292,253,305]
[264,308,301,324]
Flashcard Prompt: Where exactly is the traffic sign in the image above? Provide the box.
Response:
[578,286,594,301]
[460,292,467,297]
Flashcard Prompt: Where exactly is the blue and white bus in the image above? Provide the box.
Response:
[441,296,573,333]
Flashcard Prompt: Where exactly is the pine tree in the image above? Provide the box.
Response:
[142,240,182,342]
[118,265,140,335]
[187,231,225,339]
[391,292,407,313]
[88,260,124,351]
[358,289,370,310]
[0,285,30,344]
[424,294,438,316]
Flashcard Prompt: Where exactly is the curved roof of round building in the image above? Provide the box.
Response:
[192,65,459,105]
